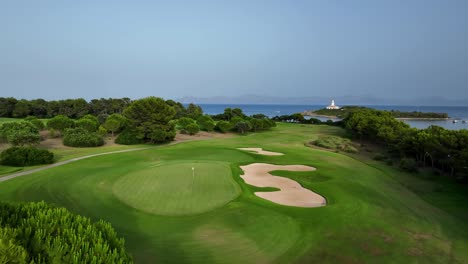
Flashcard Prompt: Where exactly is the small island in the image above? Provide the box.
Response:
[303,101,449,120]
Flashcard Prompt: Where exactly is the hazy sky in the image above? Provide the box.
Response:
[1,1,467,102]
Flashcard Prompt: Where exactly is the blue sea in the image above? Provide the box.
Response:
[197,104,468,130]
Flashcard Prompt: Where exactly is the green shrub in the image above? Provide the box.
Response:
[0,147,54,166]
[63,128,104,147]
[215,121,231,133]
[25,116,45,130]
[98,125,108,136]
[115,129,145,145]
[103,114,127,136]
[0,121,40,146]
[177,117,195,129]
[47,115,74,133]
[75,118,99,132]
[197,115,215,131]
[0,201,132,263]
[185,123,200,135]
[148,124,176,143]
[234,121,251,134]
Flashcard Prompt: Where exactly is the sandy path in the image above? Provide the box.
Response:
[240,163,326,208]
[238,148,284,156]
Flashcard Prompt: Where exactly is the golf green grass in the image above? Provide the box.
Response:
[0,123,467,263]
[113,161,240,215]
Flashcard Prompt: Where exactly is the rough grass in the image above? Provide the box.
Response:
[312,135,358,153]
[0,123,467,263]
[113,161,240,216]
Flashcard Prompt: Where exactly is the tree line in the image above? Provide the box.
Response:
[311,106,448,119]
[0,97,278,167]
[0,97,131,119]
[343,109,468,180]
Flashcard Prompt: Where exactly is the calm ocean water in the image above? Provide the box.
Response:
[197,104,468,130]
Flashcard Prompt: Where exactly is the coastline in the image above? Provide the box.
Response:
[395,117,450,121]
[302,111,450,121]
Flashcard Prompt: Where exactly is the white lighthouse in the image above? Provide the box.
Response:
[326,99,340,110]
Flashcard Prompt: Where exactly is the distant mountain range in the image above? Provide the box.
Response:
[176,94,468,106]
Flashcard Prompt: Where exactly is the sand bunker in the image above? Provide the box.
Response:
[240,163,326,208]
[238,148,284,156]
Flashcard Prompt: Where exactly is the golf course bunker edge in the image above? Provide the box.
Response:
[240,163,326,208]
[237,148,284,156]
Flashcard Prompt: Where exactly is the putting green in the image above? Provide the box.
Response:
[113,161,240,216]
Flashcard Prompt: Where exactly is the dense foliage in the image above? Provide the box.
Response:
[63,128,104,147]
[75,118,99,133]
[272,114,323,124]
[0,147,54,166]
[185,123,200,135]
[177,117,199,135]
[103,114,127,136]
[115,129,145,145]
[0,121,41,146]
[311,106,448,119]
[123,97,176,143]
[215,121,231,133]
[196,115,215,131]
[0,97,131,118]
[344,109,468,180]
[47,115,75,134]
[0,201,132,263]
[25,116,45,130]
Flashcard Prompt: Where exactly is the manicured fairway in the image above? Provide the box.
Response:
[113,161,240,215]
[0,123,467,263]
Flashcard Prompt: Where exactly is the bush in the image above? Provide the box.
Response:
[148,124,176,143]
[98,125,108,136]
[177,117,195,128]
[400,158,418,173]
[103,114,127,136]
[312,135,358,153]
[47,115,74,134]
[197,115,215,131]
[215,121,231,133]
[0,121,40,146]
[235,121,251,134]
[185,123,200,135]
[25,116,45,130]
[115,129,145,145]
[0,201,132,263]
[75,118,99,132]
[0,147,54,166]
[63,128,104,147]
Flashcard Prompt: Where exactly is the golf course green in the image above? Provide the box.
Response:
[113,161,240,216]
[0,123,467,263]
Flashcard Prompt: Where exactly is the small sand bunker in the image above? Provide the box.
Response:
[240,163,326,208]
[238,148,284,156]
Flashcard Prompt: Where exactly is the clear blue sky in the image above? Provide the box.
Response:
[1,1,467,102]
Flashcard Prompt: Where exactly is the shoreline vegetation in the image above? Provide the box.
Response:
[302,106,450,120]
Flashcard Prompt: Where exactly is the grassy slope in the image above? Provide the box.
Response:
[0,123,467,263]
